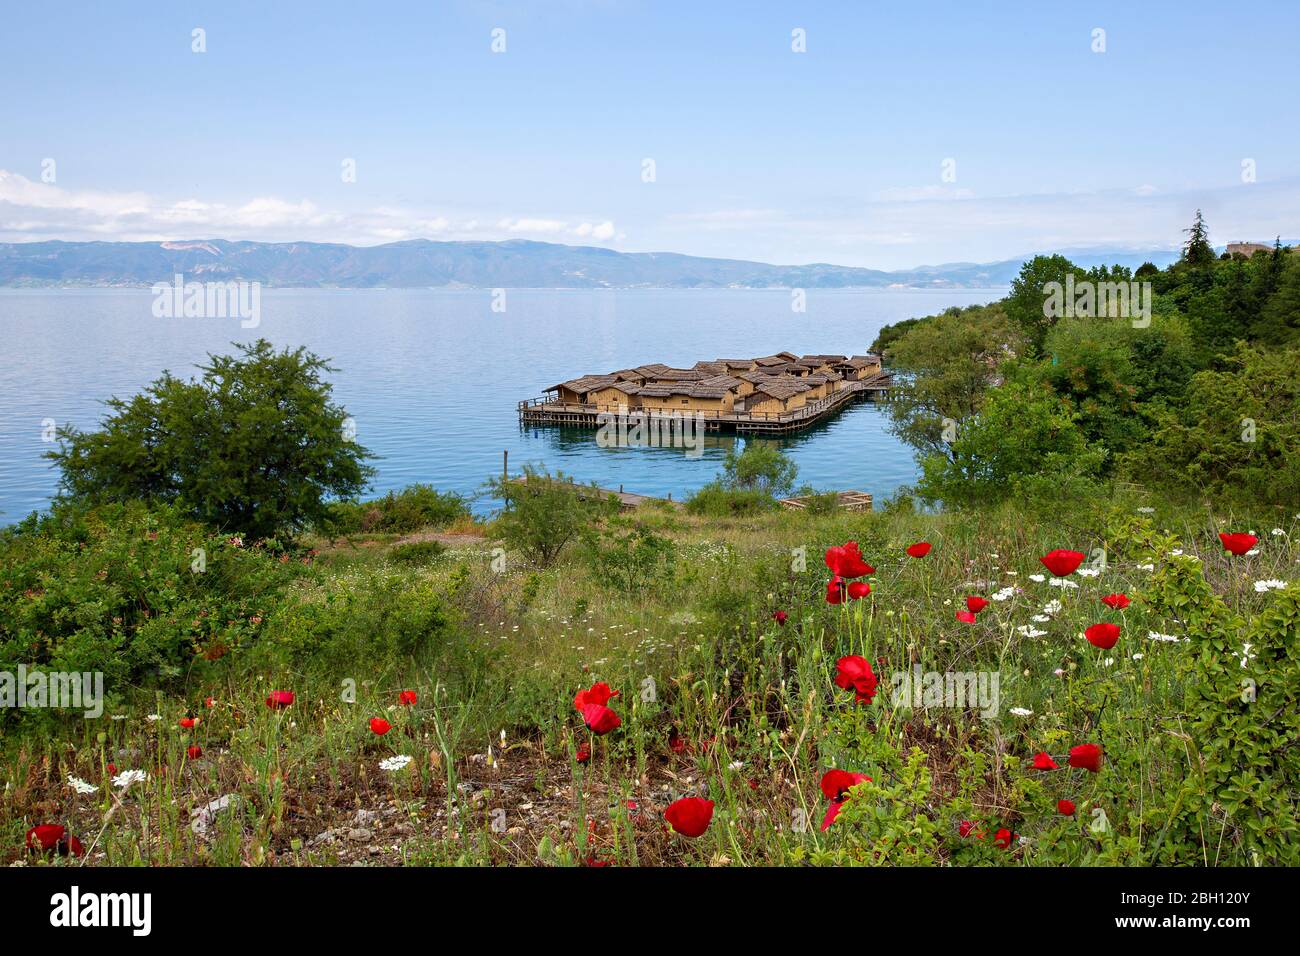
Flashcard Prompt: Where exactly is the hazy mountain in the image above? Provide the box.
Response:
[0,238,1188,290]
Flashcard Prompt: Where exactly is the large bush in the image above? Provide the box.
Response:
[47,339,374,541]
[0,502,301,707]
[488,467,618,568]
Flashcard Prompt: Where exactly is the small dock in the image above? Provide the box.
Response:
[506,476,682,512]
[779,490,874,512]
[519,373,894,435]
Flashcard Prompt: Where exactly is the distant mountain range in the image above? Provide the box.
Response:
[0,238,1188,290]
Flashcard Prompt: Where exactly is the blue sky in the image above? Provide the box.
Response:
[2,0,1297,268]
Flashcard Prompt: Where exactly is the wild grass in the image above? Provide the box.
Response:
[4,496,1298,867]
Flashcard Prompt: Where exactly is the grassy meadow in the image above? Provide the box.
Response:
[5,491,1298,867]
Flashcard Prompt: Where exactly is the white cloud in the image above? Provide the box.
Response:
[0,171,618,248]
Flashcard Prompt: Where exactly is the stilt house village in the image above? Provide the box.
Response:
[518,351,891,434]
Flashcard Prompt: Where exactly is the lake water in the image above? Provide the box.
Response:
[0,288,1003,523]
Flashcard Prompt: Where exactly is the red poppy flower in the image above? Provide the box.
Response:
[668,730,688,754]
[1101,593,1130,610]
[581,703,621,736]
[1219,532,1257,556]
[179,716,197,729]
[825,542,875,578]
[1068,743,1103,773]
[204,697,215,708]
[26,825,83,857]
[265,690,294,709]
[772,610,788,626]
[821,801,846,832]
[819,768,872,802]
[1032,752,1059,771]
[966,596,990,614]
[825,576,870,604]
[664,797,714,838]
[187,745,202,760]
[957,820,982,838]
[369,717,392,736]
[955,610,978,624]
[107,763,118,777]
[398,690,418,706]
[906,541,932,558]
[575,742,591,763]
[993,828,1015,849]
[573,681,620,712]
[1039,549,1086,577]
[834,655,879,704]
[1084,622,1121,649]
[1057,799,1076,816]
[26,824,64,852]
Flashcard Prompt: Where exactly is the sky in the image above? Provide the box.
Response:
[1,0,1297,269]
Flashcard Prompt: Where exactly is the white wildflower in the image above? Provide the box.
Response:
[113,769,148,789]
[1042,599,1062,616]
[1009,707,1033,717]
[67,775,98,795]
[1147,631,1180,643]
[1254,579,1286,593]
[1016,625,1047,638]
[991,586,1017,602]
[1048,578,1079,589]
[1077,568,1100,578]
[379,755,413,772]
[1029,574,1046,583]
[1136,507,1155,514]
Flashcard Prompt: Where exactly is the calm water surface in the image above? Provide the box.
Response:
[0,288,1003,522]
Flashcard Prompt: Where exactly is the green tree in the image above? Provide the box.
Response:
[47,340,374,541]
[1181,209,1215,267]
[885,302,1021,462]
[1132,343,1300,505]
[914,378,1105,509]
[720,441,798,498]
[1005,254,1087,350]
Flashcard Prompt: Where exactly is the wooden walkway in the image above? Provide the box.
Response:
[780,490,873,512]
[506,477,682,511]
[518,373,894,434]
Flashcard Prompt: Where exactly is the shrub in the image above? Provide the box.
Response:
[581,520,676,592]
[328,484,470,535]
[46,340,374,541]
[388,540,447,566]
[0,502,300,710]
[487,466,618,568]
[685,482,778,517]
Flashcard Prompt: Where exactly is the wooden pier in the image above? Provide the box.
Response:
[519,373,894,435]
[779,490,873,512]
